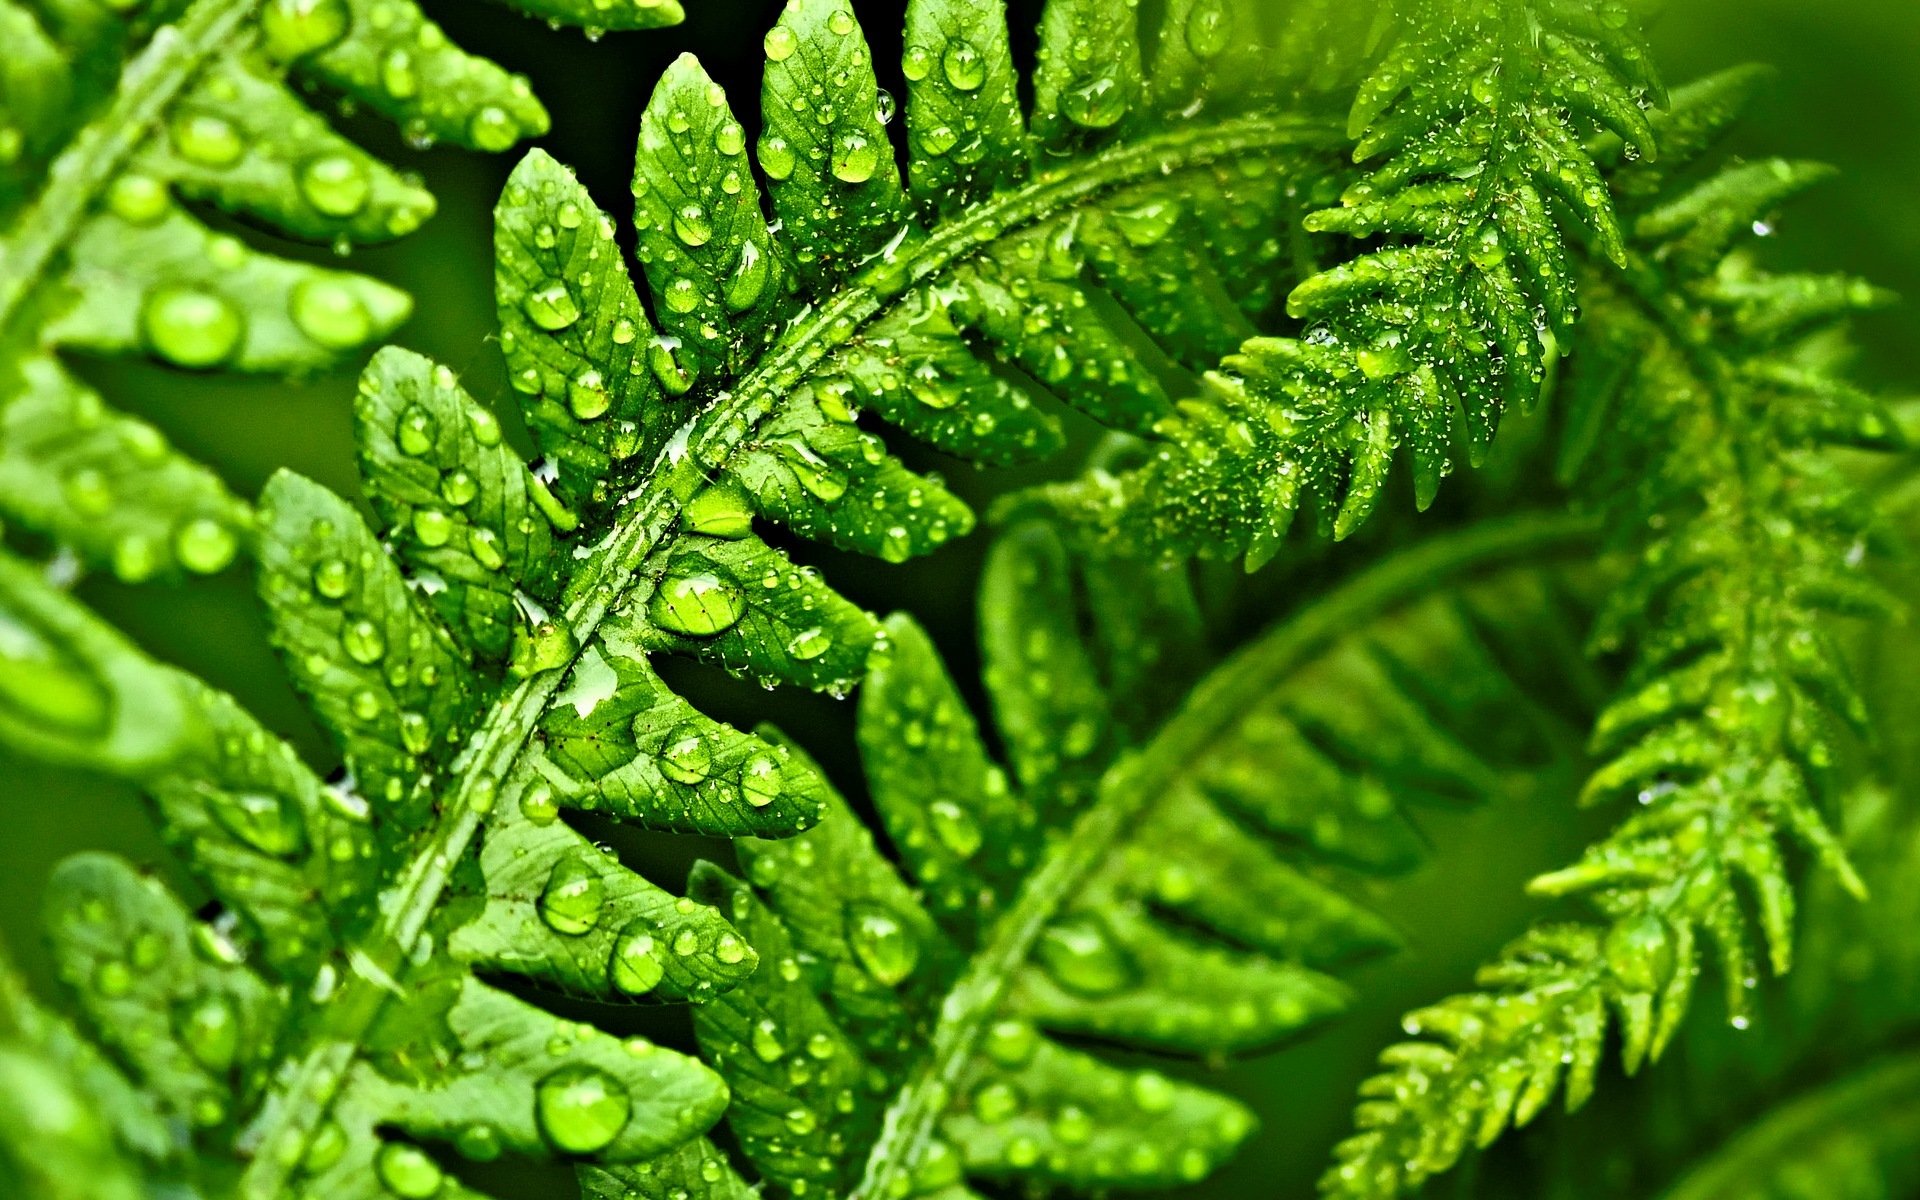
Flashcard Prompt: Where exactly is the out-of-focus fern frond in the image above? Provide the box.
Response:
[1320,68,1908,1199]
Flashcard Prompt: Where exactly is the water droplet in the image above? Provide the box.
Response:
[759,135,796,180]
[827,8,856,36]
[396,406,435,455]
[786,627,831,661]
[942,39,986,91]
[1062,77,1126,129]
[831,134,880,184]
[927,799,981,858]
[764,25,798,61]
[290,279,373,349]
[751,1018,785,1062]
[785,1107,818,1135]
[211,790,306,857]
[170,111,244,167]
[972,1080,1020,1123]
[740,752,783,807]
[313,559,352,599]
[1131,1070,1175,1113]
[298,153,370,217]
[261,0,349,60]
[468,527,505,571]
[178,993,240,1072]
[725,240,773,312]
[775,438,848,502]
[658,724,714,784]
[672,204,713,248]
[381,49,419,100]
[684,481,754,539]
[539,854,606,937]
[342,620,385,665]
[610,923,665,995]
[714,121,746,157]
[663,277,702,314]
[522,783,559,826]
[174,518,237,574]
[375,1142,443,1198]
[108,174,169,225]
[847,902,918,985]
[440,470,478,507]
[523,282,581,331]
[469,106,519,152]
[983,1019,1037,1067]
[874,89,896,125]
[1185,0,1232,59]
[648,570,746,637]
[140,285,243,369]
[1037,912,1136,997]
[454,1123,502,1162]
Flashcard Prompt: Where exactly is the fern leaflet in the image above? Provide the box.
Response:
[1320,67,1907,1199]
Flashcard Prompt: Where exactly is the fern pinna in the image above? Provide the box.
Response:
[0,0,686,586]
[1318,67,1908,1199]
[0,0,1421,1194]
[0,0,1912,1198]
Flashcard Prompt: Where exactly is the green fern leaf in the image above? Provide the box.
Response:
[1320,68,1907,1200]
[1037,0,1661,564]
[580,508,1601,1200]
[0,0,668,584]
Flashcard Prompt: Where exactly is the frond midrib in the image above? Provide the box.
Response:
[851,507,1599,1200]
[232,109,1345,1199]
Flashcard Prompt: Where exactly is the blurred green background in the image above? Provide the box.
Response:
[5,1,1918,1196]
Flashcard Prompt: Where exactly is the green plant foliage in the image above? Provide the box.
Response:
[0,0,678,585]
[1318,68,1907,1199]
[575,509,1603,1200]
[0,2,1915,1199]
[1035,0,1659,563]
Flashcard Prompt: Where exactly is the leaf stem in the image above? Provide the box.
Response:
[234,111,1346,1197]
[852,508,1598,1200]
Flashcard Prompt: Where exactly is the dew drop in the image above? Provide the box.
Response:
[342,620,385,665]
[648,570,746,637]
[298,153,370,217]
[927,799,981,859]
[1037,912,1136,997]
[140,285,243,369]
[170,112,244,167]
[523,282,582,331]
[211,790,306,857]
[174,518,237,574]
[740,752,784,807]
[847,902,918,985]
[786,627,831,662]
[683,481,754,539]
[375,1142,443,1198]
[290,279,373,350]
[610,923,665,995]
[763,24,798,62]
[830,133,880,184]
[941,39,986,92]
[538,853,607,937]
[260,0,350,60]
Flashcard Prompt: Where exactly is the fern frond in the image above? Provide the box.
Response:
[0,0,669,583]
[1654,1052,1920,1200]
[1320,68,1908,1199]
[574,508,1601,1200]
[0,2,1367,1190]
[1036,0,1661,564]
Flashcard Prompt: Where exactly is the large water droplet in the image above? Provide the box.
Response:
[170,112,244,167]
[1185,0,1232,59]
[672,204,713,248]
[684,482,754,539]
[1037,912,1136,997]
[261,0,349,60]
[831,133,880,184]
[759,135,797,180]
[927,799,981,859]
[972,1080,1021,1123]
[786,627,831,662]
[648,570,746,637]
[725,240,773,313]
[298,153,370,217]
[290,279,372,349]
[740,752,784,807]
[177,993,240,1072]
[140,286,242,369]
[342,620,385,665]
[763,24,798,61]
[847,902,918,985]
[375,1142,443,1198]
[1062,77,1127,129]
[658,724,714,784]
[211,790,306,857]
[535,1064,631,1154]
[539,854,606,937]
[610,922,665,995]
[942,39,986,91]
[523,282,581,331]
